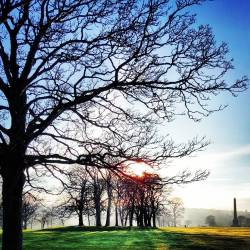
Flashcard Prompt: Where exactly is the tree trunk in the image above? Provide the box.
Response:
[2,167,25,250]
[143,211,148,227]
[61,219,64,226]
[139,194,144,227]
[115,205,118,226]
[129,211,133,227]
[148,216,152,227]
[95,199,102,227]
[173,214,176,227]
[78,209,84,226]
[136,213,139,226]
[23,220,27,230]
[119,208,124,226]
[129,200,134,227]
[105,188,112,227]
[139,212,143,227]
[87,213,90,226]
[124,212,129,226]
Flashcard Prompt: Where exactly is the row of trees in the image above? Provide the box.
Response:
[0,166,185,229]
[0,192,61,230]
[21,166,185,228]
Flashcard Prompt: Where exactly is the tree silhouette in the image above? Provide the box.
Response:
[22,193,39,229]
[205,215,216,227]
[167,197,184,227]
[57,166,94,226]
[0,0,247,249]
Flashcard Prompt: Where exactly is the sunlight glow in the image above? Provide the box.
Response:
[126,161,154,176]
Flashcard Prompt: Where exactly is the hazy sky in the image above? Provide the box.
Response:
[164,0,250,210]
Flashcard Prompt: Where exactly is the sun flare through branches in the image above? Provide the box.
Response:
[125,161,154,177]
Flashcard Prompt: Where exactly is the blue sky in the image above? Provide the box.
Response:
[162,0,250,210]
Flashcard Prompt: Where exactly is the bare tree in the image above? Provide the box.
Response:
[0,0,247,248]
[58,166,93,226]
[167,197,184,227]
[113,172,169,228]
[22,193,39,229]
[87,168,106,227]
[102,169,114,227]
[36,208,51,230]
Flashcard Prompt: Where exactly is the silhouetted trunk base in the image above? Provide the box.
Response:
[78,212,83,226]
[2,167,25,250]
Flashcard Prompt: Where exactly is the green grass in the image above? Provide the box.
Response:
[1,226,250,249]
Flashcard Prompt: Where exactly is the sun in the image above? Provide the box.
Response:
[126,161,153,176]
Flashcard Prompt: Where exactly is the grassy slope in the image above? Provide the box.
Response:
[1,226,250,249]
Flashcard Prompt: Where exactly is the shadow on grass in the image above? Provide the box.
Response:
[158,228,250,250]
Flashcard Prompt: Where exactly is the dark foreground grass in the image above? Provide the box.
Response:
[1,226,250,249]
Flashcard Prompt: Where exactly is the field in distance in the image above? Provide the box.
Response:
[1,226,250,249]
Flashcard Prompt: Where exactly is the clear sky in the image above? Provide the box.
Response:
[161,0,250,210]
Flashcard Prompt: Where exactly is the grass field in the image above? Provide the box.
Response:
[1,226,250,249]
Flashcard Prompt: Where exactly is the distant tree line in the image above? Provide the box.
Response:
[204,213,250,227]
[0,166,186,229]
